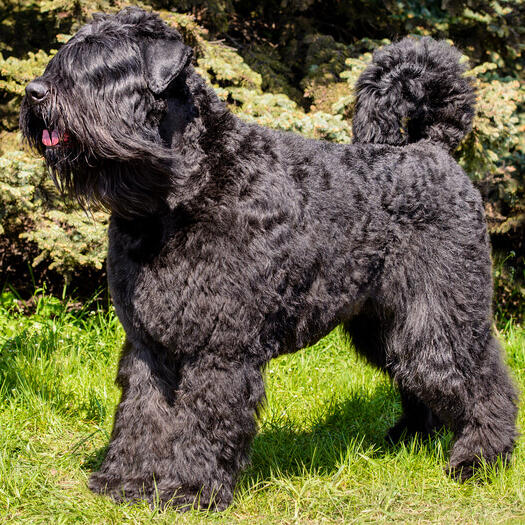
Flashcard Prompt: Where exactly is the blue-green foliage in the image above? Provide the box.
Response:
[0,1,522,318]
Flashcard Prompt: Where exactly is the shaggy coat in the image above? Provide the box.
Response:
[20,8,518,510]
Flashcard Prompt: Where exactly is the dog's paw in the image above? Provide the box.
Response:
[387,412,443,444]
[445,460,475,482]
[88,472,141,501]
[88,472,119,494]
[386,418,434,444]
[88,472,230,511]
[386,418,413,443]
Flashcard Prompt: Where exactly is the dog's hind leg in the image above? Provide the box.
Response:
[89,338,264,509]
[379,278,518,480]
[345,304,442,441]
[445,332,518,479]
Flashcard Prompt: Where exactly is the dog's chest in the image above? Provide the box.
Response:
[107,213,271,355]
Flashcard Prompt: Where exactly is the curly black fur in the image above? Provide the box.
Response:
[20,8,518,511]
[352,37,476,151]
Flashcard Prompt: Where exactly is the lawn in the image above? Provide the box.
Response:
[0,291,524,524]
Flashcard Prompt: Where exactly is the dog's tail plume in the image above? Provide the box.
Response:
[352,37,475,152]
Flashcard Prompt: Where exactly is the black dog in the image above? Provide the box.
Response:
[20,7,518,510]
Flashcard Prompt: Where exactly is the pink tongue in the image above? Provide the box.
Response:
[42,129,59,146]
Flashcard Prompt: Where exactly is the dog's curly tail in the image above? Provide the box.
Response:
[352,37,475,152]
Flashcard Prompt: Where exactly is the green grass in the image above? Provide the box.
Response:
[0,291,524,524]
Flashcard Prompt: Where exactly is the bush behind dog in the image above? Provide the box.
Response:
[0,2,523,320]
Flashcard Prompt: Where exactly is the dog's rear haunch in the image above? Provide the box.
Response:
[20,7,518,511]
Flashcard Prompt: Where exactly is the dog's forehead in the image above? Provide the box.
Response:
[44,9,186,80]
[76,8,183,43]
[44,29,140,80]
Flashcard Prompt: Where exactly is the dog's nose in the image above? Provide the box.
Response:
[25,81,49,103]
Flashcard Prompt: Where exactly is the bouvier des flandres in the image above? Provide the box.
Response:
[20,7,518,510]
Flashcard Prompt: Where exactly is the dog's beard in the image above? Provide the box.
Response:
[46,149,174,219]
[20,92,179,219]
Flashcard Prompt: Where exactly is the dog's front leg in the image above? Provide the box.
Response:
[89,338,264,510]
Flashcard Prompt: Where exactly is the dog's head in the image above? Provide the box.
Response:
[20,7,195,217]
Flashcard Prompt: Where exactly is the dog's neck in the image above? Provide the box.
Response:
[157,68,238,211]
[161,68,235,151]
[104,69,238,220]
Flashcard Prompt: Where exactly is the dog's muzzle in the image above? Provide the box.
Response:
[24,80,70,148]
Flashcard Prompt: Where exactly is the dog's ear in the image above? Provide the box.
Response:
[144,38,193,94]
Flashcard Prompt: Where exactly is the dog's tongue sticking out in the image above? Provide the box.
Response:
[42,129,59,147]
